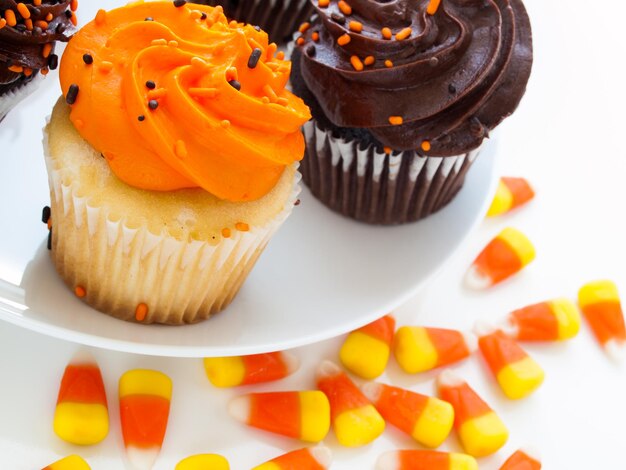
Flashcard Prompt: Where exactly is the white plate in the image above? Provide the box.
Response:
[0,1,498,357]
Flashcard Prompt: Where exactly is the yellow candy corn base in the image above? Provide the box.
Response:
[334,405,385,447]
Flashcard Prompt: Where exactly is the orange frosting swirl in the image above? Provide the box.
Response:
[59,1,311,201]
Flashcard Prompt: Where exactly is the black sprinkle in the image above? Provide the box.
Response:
[173,0,186,6]
[138,115,145,122]
[65,9,72,18]
[47,230,52,250]
[33,26,42,35]
[331,12,345,24]
[82,53,93,65]
[16,24,26,32]
[200,12,207,20]
[55,23,65,34]
[228,79,241,91]
[247,48,262,68]
[448,83,456,94]
[66,84,79,105]
[146,80,156,89]
[41,206,51,224]
[145,17,154,21]
[48,54,59,70]
[254,25,261,31]
[31,7,41,17]
[305,44,316,57]
[294,199,301,206]
[148,99,159,110]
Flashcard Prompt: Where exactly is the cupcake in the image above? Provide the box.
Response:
[291,0,533,224]
[190,0,314,43]
[0,0,77,122]
[44,1,310,324]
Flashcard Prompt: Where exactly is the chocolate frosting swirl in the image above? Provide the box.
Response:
[295,0,533,155]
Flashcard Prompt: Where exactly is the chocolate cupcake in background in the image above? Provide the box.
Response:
[291,0,533,225]
[191,0,313,43]
[0,0,77,122]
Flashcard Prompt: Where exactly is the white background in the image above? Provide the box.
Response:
[1,0,626,468]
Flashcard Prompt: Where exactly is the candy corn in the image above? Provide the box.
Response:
[393,327,477,374]
[228,391,330,442]
[578,280,626,359]
[465,228,535,289]
[504,298,580,341]
[316,361,385,447]
[53,353,109,445]
[204,351,299,387]
[476,325,544,399]
[362,382,453,448]
[376,450,478,470]
[252,447,332,470]
[487,177,535,217]
[340,315,395,379]
[437,370,508,457]
[175,454,230,470]
[42,455,91,470]
[500,448,542,469]
[119,369,172,470]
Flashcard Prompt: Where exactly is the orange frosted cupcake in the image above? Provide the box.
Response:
[44,1,310,324]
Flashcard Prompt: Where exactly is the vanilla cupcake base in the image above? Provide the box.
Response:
[44,99,300,324]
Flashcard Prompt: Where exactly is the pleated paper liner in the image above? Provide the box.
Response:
[0,74,43,123]
[301,120,483,225]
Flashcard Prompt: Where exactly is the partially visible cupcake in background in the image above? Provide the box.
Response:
[44,1,310,324]
[190,0,313,43]
[291,0,533,224]
[0,0,77,122]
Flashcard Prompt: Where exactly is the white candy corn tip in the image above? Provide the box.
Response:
[280,351,300,375]
[126,445,160,470]
[316,360,342,380]
[462,331,479,353]
[228,395,251,424]
[498,317,520,338]
[604,339,626,363]
[473,320,498,338]
[437,369,466,388]
[310,446,333,468]
[375,451,400,470]
[361,382,384,403]
[464,265,492,290]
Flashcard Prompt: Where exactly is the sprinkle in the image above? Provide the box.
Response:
[201,12,207,20]
[384,59,393,68]
[381,27,392,39]
[252,24,260,31]
[173,0,187,6]
[421,140,431,151]
[349,21,362,33]
[448,83,456,94]
[305,44,316,57]
[228,79,241,91]
[337,34,351,46]
[65,84,79,105]
[364,55,375,65]
[395,27,412,40]
[135,303,148,322]
[427,0,441,15]
[191,56,208,68]
[276,51,285,60]
[0,19,6,30]
[263,84,278,102]
[145,17,154,21]
[148,88,167,99]
[298,22,310,33]
[5,10,17,27]
[318,0,329,7]
[221,228,231,238]
[45,13,53,21]
[40,67,49,75]
[42,43,53,58]
[168,40,179,47]
[99,61,113,73]
[188,87,217,98]
[220,119,230,128]
[75,286,86,298]
[294,199,301,206]
[65,10,72,19]
[389,116,403,125]
[70,12,77,26]
[71,0,79,11]
[248,47,262,68]
[146,80,156,89]
[175,140,188,158]
[23,67,32,77]
[190,10,202,20]
[312,31,319,42]
[95,9,106,26]
[138,115,145,121]
[42,206,51,224]
[47,230,52,249]
[261,96,270,104]
[35,20,49,30]
[331,12,346,25]
[338,0,352,15]
[151,38,168,46]
[383,146,392,154]
[24,19,33,30]
[235,222,249,232]
[226,66,238,81]
[34,0,42,5]
[266,43,277,60]
[148,99,159,110]
[8,65,23,73]
[276,97,289,106]
[82,53,93,64]
[16,3,30,19]
[350,55,363,71]
[47,217,52,230]
[296,37,305,46]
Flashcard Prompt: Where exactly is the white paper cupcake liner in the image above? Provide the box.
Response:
[301,120,482,225]
[0,74,43,123]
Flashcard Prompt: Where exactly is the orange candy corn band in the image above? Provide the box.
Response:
[370,384,429,435]
[426,328,474,365]
[582,302,626,345]
[510,302,559,340]
[253,447,332,470]
[478,330,528,374]
[359,315,395,343]
[242,353,290,384]
[317,367,370,419]
[59,2,310,201]
[439,380,491,426]
[57,365,107,406]
[499,449,541,469]
[249,392,301,438]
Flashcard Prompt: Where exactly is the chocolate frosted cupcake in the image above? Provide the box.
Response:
[291,0,533,224]
[0,0,76,122]
[191,0,313,43]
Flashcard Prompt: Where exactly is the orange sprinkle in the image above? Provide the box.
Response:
[383,146,392,154]
[135,303,148,322]
[16,3,30,19]
[40,67,49,76]
[0,18,6,30]
[5,10,17,27]
[235,222,249,232]
[349,21,363,33]
[266,42,277,60]
[312,32,319,42]
[364,55,375,66]
[318,0,329,7]
[175,140,187,159]
[147,88,167,100]
[263,84,278,103]
[35,20,48,30]
[23,67,32,77]
[99,61,114,73]
[42,43,52,58]
[421,140,431,151]
[191,56,208,68]
[276,97,289,106]
[338,0,352,15]
[381,27,392,39]
[24,19,32,30]
[220,119,230,128]
[427,0,441,15]
[298,22,310,33]
[221,228,231,238]
[395,27,412,41]
[389,116,403,125]
[226,66,238,81]
[168,40,179,48]
[190,10,202,20]
[70,12,77,26]
[47,218,52,230]
[8,65,23,73]
[337,33,351,46]
[34,0,42,5]
[74,286,86,298]
[151,38,167,46]
[70,0,79,12]
[350,55,364,71]
[188,87,218,98]
[261,96,270,104]
[276,51,285,60]
[296,37,305,46]
[95,9,106,26]
[45,13,53,21]
[229,20,238,28]
[248,37,263,51]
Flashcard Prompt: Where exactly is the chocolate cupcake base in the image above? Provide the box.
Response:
[301,120,482,225]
